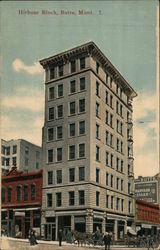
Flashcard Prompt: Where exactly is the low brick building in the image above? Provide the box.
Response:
[135,199,160,236]
[1,166,43,238]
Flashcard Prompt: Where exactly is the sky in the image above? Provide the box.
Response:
[0,0,158,177]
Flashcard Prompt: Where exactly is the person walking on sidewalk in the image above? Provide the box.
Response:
[103,232,112,250]
[58,229,63,247]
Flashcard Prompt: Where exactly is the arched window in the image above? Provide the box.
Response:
[31,184,36,200]
[24,185,28,201]
[17,186,22,201]
[8,187,12,202]
[2,187,5,203]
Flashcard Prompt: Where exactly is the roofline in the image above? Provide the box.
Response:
[39,41,137,98]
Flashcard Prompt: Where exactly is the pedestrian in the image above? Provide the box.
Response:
[29,228,38,246]
[147,236,154,250]
[58,229,63,247]
[103,232,112,250]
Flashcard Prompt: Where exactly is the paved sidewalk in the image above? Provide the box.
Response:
[0,237,158,250]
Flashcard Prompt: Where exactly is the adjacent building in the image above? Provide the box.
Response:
[135,174,159,204]
[135,199,160,236]
[1,167,43,238]
[1,139,42,173]
[39,41,137,241]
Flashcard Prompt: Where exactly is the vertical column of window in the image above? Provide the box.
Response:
[70,80,76,94]
[96,146,100,161]
[58,84,63,97]
[56,193,62,207]
[49,107,54,120]
[106,194,109,208]
[69,123,75,137]
[79,121,85,135]
[70,101,76,115]
[48,149,53,163]
[57,126,63,139]
[110,175,113,188]
[58,64,63,77]
[79,167,85,181]
[69,145,75,160]
[96,62,99,74]
[71,60,76,73]
[69,191,75,206]
[47,193,52,207]
[48,128,54,141]
[80,77,85,91]
[96,81,100,96]
[79,190,85,205]
[110,114,113,128]
[96,124,100,139]
[57,148,62,162]
[79,143,85,158]
[80,57,85,70]
[96,168,100,183]
[57,170,62,184]
[96,102,100,117]
[110,154,113,168]
[96,191,100,206]
[69,168,75,182]
[79,99,85,113]
[105,151,109,166]
[49,87,54,100]
[111,196,114,209]
[50,66,55,80]
[106,73,108,84]
[48,171,53,185]
[106,173,109,186]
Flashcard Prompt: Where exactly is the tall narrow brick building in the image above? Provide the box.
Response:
[39,42,137,241]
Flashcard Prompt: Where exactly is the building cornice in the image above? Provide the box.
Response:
[39,41,137,98]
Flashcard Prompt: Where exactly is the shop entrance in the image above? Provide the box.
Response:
[93,218,102,232]
[117,221,125,239]
[44,224,56,240]
[58,216,71,240]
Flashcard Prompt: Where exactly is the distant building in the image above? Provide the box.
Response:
[1,167,43,238]
[135,174,159,204]
[135,199,160,236]
[1,139,42,173]
[40,41,137,241]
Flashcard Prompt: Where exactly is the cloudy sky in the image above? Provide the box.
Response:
[1,1,158,177]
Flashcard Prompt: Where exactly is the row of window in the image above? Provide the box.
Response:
[48,121,85,142]
[1,145,17,156]
[96,143,124,164]
[48,57,86,81]
[48,99,85,120]
[47,166,85,185]
[46,189,132,213]
[1,184,36,203]
[47,190,85,207]
[48,56,127,105]
[1,157,16,166]
[96,82,124,116]
[48,143,85,163]
[48,77,86,100]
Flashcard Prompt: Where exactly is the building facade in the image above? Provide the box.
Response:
[135,199,160,236]
[1,139,42,173]
[1,167,43,238]
[40,42,137,241]
[135,174,159,204]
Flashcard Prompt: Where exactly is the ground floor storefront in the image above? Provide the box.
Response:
[41,209,134,241]
[135,222,160,237]
[1,208,41,238]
